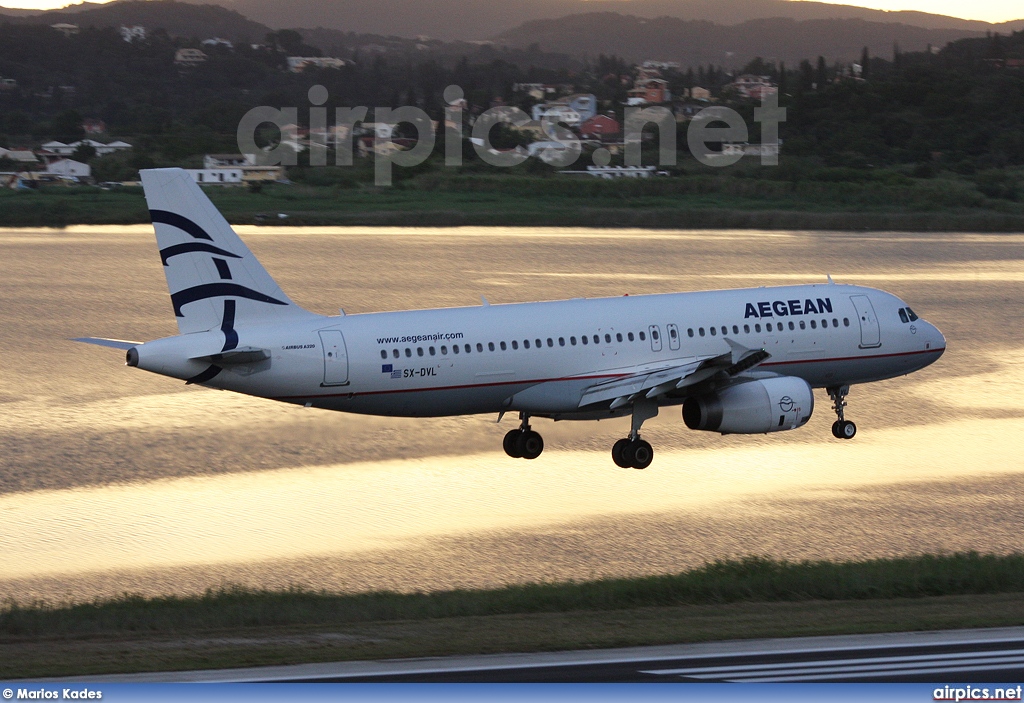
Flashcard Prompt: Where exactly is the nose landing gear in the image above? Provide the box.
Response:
[503,413,544,460]
[828,385,857,439]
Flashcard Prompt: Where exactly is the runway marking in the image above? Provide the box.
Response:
[644,645,1024,682]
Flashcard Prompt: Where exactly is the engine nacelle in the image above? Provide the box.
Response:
[683,377,814,434]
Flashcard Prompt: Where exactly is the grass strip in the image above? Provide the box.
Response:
[4,553,1024,638]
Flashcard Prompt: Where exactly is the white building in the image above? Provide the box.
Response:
[286,56,347,73]
[531,104,582,127]
[184,169,243,185]
[40,139,132,156]
[45,158,91,179]
[174,49,208,67]
[119,26,146,42]
[0,147,38,164]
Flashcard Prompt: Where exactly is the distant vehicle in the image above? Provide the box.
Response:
[77,168,945,469]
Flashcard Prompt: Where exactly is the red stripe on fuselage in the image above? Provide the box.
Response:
[272,347,945,401]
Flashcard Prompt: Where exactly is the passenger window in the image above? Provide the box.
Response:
[899,308,909,323]
[710,327,717,336]
[417,347,424,357]
[593,335,600,344]
[559,337,565,347]
[582,336,589,345]
[429,347,436,356]
[488,342,495,351]
[500,341,507,350]
[380,350,387,359]
[393,349,399,358]
[907,308,919,321]
[639,331,646,341]
[616,333,622,342]
[465,344,471,353]
[744,325,750,333]
[548,338,554,347]
[809,320,816,329]
[688,328,694,337]
[570,336,577,345]
[755,324,761,333]
[832,319,838,327]
[512,340,519,349]
[453,345,460,354]
[843,318,850,327]
[732,325,739,334]
[524,340,530,349]
[699,327,705,337]
[628,332,634,341]
[536,339,542,348]
[440,346,447,355]
[652,329,659,340]
[788,322,794,330]
[405,348,412,357]
[669,328,677,339]
[604,333,611,343]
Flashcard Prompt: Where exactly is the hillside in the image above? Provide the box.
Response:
[0,0,271,42]
[192,0,1024,39]
[494,12,989,65]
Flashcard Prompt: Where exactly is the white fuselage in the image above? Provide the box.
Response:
[133,283,945,420]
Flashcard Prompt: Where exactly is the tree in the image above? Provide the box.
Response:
[861,47,870,80]
[816,56,827,88]
[51,109,84,142]
[72,142,97,162]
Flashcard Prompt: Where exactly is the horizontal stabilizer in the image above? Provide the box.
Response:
[72,337,140,350]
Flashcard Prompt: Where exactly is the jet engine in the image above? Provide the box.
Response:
[683,376,814,434]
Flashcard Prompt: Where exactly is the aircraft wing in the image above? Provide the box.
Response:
[577,338,772,409]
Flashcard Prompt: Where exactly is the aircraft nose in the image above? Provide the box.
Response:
[928,322,946,356]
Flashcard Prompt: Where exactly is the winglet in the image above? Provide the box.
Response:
[481,296,490,306]
[827,274,835,284]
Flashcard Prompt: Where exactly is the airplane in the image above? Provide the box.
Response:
[76,168,946,469]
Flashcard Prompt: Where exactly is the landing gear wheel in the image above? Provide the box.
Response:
[612,438,632,468]
[827,385,857,440]
[503,429,523,458]
[629,439,654,470]
[517,430,544,460]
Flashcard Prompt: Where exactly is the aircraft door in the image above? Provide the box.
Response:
[649,325,663,352]
[319,329,349,385]
[667,324,680,351]
[850,295,881,348]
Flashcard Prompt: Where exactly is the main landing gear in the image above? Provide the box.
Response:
[828,385,857,439]
[503,413,544,460]
[612,398,658,470]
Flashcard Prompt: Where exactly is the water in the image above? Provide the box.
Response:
[1,226,1021,602]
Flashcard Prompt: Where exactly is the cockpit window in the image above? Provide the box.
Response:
[898,308,909,324]
[906,307,919,322]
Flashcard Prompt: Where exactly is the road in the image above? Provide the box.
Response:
[42,627,1024,683]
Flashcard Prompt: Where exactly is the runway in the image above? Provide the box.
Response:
[44,627,1024,683]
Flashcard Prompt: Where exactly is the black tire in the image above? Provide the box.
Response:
[841,420,857,439]
[520,430,544,460]
[503,429,523,458]
[612,438,631,468]
[630,439,654,469]
[831,421,842,438]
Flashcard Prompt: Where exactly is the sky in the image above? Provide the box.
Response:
[0,0,1021,23]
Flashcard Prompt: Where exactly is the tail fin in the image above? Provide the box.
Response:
[140,168,315,337]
